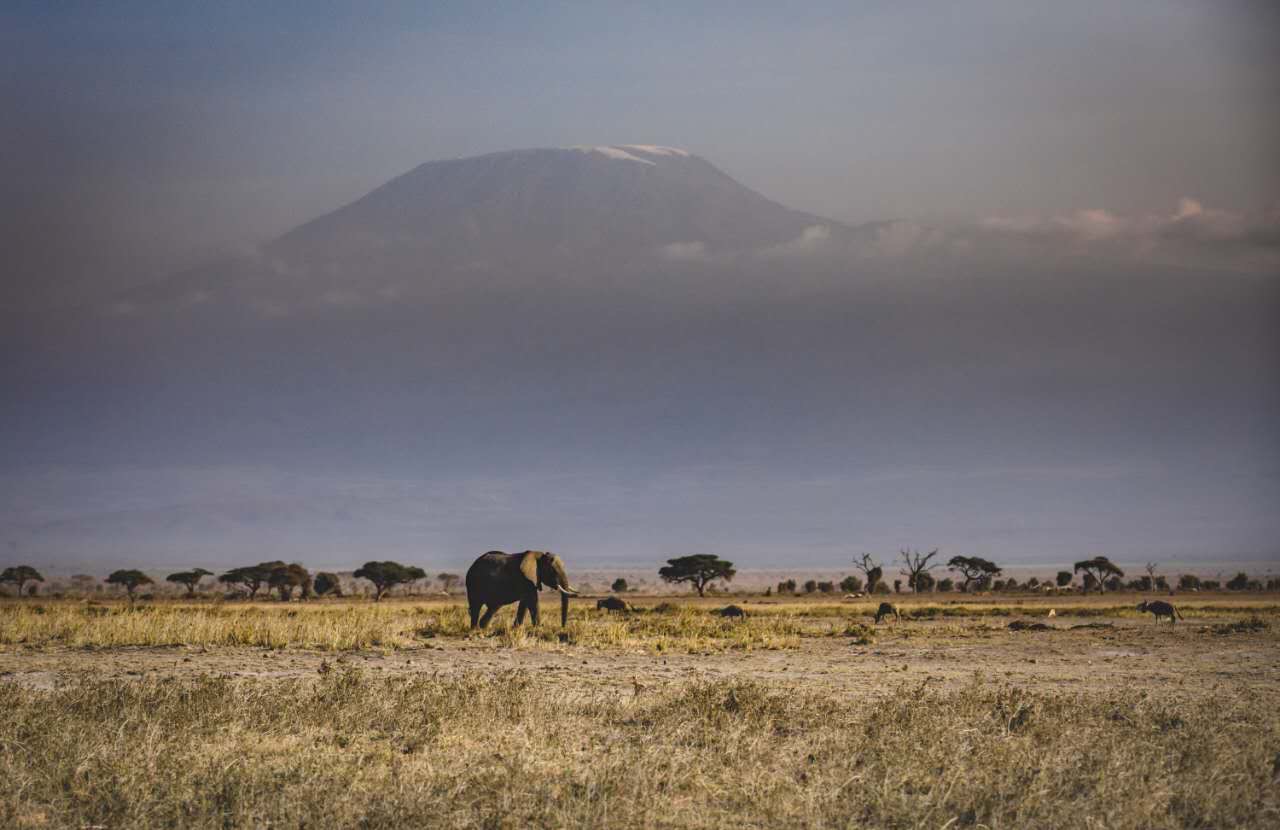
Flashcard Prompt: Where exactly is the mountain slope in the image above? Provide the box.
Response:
[116,145,847,314]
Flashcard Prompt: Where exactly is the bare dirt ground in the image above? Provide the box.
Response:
[5,602,1276,703]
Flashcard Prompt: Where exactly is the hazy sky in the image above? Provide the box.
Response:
[2,3,1278,575]
[4,1,1277,309]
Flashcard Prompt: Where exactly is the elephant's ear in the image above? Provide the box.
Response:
[519,551,541,590]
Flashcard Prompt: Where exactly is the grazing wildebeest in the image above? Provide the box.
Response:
[716,604,747,618]
[596,596,631,612]
[874,602,900,624]
[1137,600,1183,623]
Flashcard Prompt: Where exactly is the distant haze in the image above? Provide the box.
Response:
[1,4,1277,572]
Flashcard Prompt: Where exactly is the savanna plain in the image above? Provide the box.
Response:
[2,592,1278,828]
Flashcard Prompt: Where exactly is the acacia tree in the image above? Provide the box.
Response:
[165,568,212,597]
[217,561,285,599]
[268,563,312,600]
[852,554,884,593]
[1074,557,1124,594]
[611,578,629,593]
[947,556,1002,593]
[900,549,941,593]
[355,561,426,601]
[658,554,736,597]
[1056,571,1074,588]
[0,565,44,597]
[106,569,153,599]
[436,572,461,594]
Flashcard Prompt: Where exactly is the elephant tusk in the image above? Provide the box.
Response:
[557,585,578,596]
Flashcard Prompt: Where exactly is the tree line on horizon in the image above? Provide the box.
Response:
[1,553,1277,599]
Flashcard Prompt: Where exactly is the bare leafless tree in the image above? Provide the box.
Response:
[852,553,884,592]
[899,548,941,593]
[1145,562,1159,592]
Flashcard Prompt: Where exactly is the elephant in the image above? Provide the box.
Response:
[716,604,746,618]
[466,550,578,629]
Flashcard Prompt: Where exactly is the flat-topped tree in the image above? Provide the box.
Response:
[165,568,212,597]
[106,569,153,600]
[658,554,735,597]
[355,561,425,601]
[268,563,312,600]
[1,565,44,597]
[900,549,941,593]
[437,573,461,594]
[217,561,285,599]
[947,556,1002,593]
[1074,557,1124,594]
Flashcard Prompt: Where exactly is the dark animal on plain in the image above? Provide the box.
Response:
[874,602,900,624]
[1137,600,1182,623]
[596,596,631,612]
[716,604,747,618]
[465,550,578,629]
[1008,620,1054,631]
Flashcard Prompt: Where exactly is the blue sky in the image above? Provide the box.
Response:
[2,3,1277,572]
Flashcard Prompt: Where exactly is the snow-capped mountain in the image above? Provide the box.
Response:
[117,145,846,314]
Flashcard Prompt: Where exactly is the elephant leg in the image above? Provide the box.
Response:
[515,601,528,626]
[528,592,540,626]
[469,600,482,629]
[478,606,498,629]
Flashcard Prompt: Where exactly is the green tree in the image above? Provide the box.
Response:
[1074,557,1124,594]
[839,575,863,593]
[611,578,629,593]
[1178,574,1201,590]
[268,563,312,600]
[106,569,153,600]
[947,556,1002,593]
[218,561,285,599]
[436,572,461,593]
[1056,571,1073,588]
[777,578,797,595]
[354,561,426,601]
[803,579,818,594]
[165,568,212,597]
[1226,572,1250,591]
[937,577,955,592]
[0,565,44,597]
[313,572,343,597]
[658,554,736,597]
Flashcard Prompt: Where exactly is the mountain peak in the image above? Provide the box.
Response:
[567,145,693,164]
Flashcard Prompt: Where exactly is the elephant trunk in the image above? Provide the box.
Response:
[560,590,570,628]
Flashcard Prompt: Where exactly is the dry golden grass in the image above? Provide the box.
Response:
[2,669,1277,828]
[1,595,1273,653]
